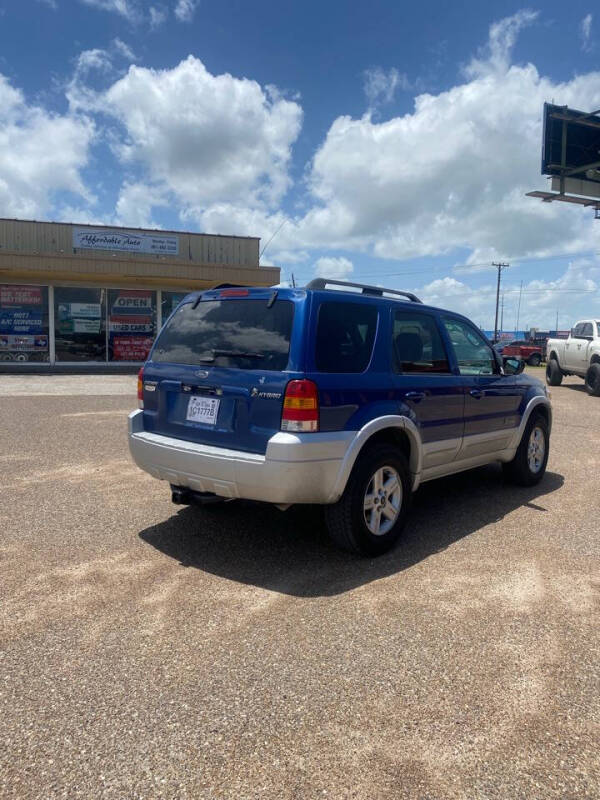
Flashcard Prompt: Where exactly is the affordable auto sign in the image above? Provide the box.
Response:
[109,290,155,361]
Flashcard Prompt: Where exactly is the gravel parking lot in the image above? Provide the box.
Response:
[1,370,598,799]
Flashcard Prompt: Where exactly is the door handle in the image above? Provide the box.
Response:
[405,391,426,402]
[469,388,484,399]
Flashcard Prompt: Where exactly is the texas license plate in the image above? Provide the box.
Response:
[186,396,220,425]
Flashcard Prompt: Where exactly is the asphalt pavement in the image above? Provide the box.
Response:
[0,370,598,799]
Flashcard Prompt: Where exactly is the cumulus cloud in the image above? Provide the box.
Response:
[314,256,354,280]
[114,182,168,228]
[174,0,198,22]
[0,74,94,219]
[293,10,600,264]
[416,259,600,330]
[71,56,302,225]
[581,13,593,52]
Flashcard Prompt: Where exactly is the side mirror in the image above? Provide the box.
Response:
[504,357,525,375]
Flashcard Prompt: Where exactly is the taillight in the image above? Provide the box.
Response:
[281,379,319,432]
[137,367,144,409]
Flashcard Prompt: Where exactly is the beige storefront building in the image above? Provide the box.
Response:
[0,219,279,368]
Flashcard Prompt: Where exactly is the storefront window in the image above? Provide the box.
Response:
[0,285,49,363]
[55,287,106,362]
[108,289,157,361]
[161,291,189,324]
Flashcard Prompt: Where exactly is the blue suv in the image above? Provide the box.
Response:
[129,278,552,555]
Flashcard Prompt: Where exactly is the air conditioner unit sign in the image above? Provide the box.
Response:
[73,228,179,255]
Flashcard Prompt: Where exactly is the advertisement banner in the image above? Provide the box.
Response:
[0,286,43,306]
[112,336,154,361]
[0,310,44,334]
[66,303,101,319]
[74,228,179,255]
[0,334,48,352]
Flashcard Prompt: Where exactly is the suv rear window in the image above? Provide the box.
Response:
[152,299,294,370]
[315,301,377,373]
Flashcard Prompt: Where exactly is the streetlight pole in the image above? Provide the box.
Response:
[492,262,509,343]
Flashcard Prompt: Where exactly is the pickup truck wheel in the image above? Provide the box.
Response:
[528,353,541,367]
[584,363,600,396]
[502,413,549,487]
[546,358,563,386]
[324,444,412,556]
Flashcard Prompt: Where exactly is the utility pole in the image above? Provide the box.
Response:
[492,262,509,343]
[500,293,505,336]
[555,309,559,334]
[515,280,523,335]
[291,273,296,288]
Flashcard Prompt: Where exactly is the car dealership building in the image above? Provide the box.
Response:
[0,218,279,369]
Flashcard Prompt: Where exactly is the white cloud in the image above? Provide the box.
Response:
[76,56,302,215]
[0,74,94,219]
[79,0,140,22]
[314,256,354,280]
[114,181,168,228]
[581,14,593,53]
[416,259,600,330]
[292,10,600,263]
[174,0,198,22]
[149,6,168,27]
[465,9,538,78]
[112,38,136,61]
[74,48,113,78]
[363,67,410,108]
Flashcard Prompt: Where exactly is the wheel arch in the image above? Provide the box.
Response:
[329,415,423,502]
[548,350,560,364]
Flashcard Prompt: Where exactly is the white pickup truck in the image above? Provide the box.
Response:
[546,320,600,395]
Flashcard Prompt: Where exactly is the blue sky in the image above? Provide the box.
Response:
[1,0,600,329]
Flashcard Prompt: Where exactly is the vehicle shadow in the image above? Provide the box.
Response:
[139,466,564,598]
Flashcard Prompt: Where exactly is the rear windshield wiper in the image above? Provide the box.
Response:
[197,348,264,362]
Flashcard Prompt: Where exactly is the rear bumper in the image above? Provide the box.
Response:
[128,410,354,505]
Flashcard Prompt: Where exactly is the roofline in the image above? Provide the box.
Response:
[0,217,260,242]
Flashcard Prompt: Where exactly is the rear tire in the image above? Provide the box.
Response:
[585,363,600,396]
[528,353,541,367]
[324,444,412,556]
[546,358,563,386]
[502,413,549,487]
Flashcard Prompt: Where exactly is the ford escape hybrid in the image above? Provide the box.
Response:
[129,278,552,556]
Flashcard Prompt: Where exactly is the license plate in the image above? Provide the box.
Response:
[186,396,220,425]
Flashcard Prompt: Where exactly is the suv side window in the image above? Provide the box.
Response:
[392,311,451,373]
[315,301,378,373]
[573,323,585,338]
[582,322,593,338]
[443,316,497,376]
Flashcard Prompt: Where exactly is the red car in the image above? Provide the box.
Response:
[501,340,543,366]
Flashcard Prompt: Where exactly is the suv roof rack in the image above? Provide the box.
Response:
[306,277,422,303]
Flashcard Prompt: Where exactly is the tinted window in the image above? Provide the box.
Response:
[152,299,294,370]
[316,301,377,373]
[573,323,585,337]
[392,311,450,373]
[55,286,106,362]
[443,317,497,376]
[582,322,593,338]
